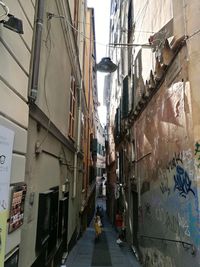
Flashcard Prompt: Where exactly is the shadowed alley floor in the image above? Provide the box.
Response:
[64,199,141,267]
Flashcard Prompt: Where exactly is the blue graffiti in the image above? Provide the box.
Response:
[195,142,200,167]
[174,165,195,198]
[195,142,200,156]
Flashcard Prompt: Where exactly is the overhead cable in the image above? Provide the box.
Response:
[0,1,9,20]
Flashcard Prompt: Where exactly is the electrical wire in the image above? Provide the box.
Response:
[36,18,52,151]
[187,28,200,41]
[134,0,149,25]
[47,12,100,46]
[65,18,107,47]
[43,17,52,119]
[79,19,154,35]
[0,1,9,21]
[135,0,150,43]
[49,12,153,50]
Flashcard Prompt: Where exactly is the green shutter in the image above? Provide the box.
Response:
[122,76,129,117]
[92,138,97,155]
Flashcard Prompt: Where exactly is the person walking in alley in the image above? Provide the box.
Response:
[96,205,104,224]
[94,214,102,240]
[115,211,123,235]
[115,211,125,245]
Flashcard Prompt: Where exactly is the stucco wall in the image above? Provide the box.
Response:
[19,117,79,267]
[0,0,34,260]
[18,0,85,265]
[135,66,200,266]
[36,0,73,138]
[132,0,200,266]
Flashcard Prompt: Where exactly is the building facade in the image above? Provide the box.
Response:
[80,7,98,233]
[96,117,106,197]
[106,0,200,266]
[0,0,98,266]
[0,1,34,266]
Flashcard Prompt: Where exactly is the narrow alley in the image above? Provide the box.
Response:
[1,0,200,266]
[63,198,141,267]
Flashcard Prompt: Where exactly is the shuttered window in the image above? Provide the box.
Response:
[69,76,76,139]
[119,150,124,184]
[114,106,121,140]
[91,138,97,156]
[73,0,79,40]
[122,76,129,118]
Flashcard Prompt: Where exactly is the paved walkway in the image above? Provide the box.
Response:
[63,200,141,267]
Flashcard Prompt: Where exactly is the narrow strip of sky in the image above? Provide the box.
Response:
[87,0,111,126]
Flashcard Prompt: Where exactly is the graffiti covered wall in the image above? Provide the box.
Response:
[135,48,200,266]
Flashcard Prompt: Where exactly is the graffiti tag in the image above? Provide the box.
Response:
[174,165,195,198]
[159,168,170,196]
[155,207,191,237]
[195,142,200,156]
[167,153,183,171]
[160,181,170,196]
[155,208,179,235]
[195,142,200,168]
[165,212,180,234]
[178,213,190,237]
[143,248,173,267]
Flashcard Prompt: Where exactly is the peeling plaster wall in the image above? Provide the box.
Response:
[0,0,34,261]
[136,65,200,266]
[19,0,85,266]
[133,0,200,266]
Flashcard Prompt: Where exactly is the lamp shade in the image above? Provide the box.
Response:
[96,57,118,73]
[3,15,24,34]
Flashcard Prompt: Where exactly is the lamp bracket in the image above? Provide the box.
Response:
[109,43,151,49]
[0,13,23,34]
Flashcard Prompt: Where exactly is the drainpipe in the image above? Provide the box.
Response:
[73,80,82,198]
[85,18,93,198]
[29,0,45,102]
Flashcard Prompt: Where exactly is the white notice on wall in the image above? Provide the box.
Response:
[0,125,14,211]
[0,125,14,265]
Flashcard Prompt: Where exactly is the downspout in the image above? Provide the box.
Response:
[29,0,45,102]
[85,21,92,198]
[73,80,82,198]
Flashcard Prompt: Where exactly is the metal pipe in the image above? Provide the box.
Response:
[29,0,45,102]
[140,235,195,254]
[73,81,82,198]
[109,43,151,48]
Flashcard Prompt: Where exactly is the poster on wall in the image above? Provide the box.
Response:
[0,125,14,266]
[8,184,27,233]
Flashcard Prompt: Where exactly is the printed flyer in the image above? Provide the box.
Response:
[0,125,14,266]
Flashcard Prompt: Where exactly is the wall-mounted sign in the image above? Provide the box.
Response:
[8,184,27,233]
[0,125,14,266]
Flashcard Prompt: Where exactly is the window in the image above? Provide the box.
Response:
[35,191,52,252]
[119,150,124,184]
[82,162,85,191]
[81,112,84,151]
[73,0,79,40]
[69,76,76,139]
[128,1,133,42]
[122,76,129,118]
